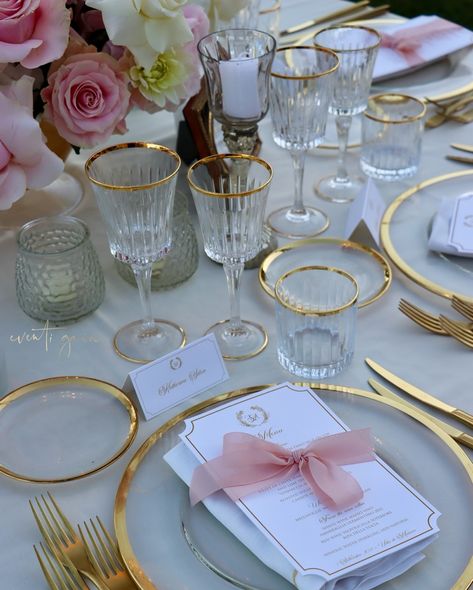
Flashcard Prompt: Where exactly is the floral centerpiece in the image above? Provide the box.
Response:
[0,0,248,210]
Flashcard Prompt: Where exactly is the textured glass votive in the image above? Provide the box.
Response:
[16,217,105,323]
[360,93,426,181]
[275,266,358,379]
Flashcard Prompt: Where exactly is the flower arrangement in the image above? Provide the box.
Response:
[0,0,248,209]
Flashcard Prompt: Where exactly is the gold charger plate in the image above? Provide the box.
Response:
[114,383,473,590]
[0,376,138,483]
[381,169,473,303]
[258,237,391,307]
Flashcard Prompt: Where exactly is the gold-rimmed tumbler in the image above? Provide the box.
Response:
[188,154,273,360]
[267,46,339,239]
[85,143,185,363]
[275,266,358,378]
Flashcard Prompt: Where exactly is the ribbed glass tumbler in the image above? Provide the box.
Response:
[16,216,105,323]
[275,266,358,379]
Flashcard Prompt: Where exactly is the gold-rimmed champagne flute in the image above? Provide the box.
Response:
[188,154,273,360]
[85,142,185,363]
[267,46,339,239]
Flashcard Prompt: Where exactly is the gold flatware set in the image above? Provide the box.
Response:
[365,358,473,449]
[30,493,136,589]
[446,143,473,165]
[426,93,473,129]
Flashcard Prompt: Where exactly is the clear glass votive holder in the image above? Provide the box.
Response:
[360,93,426,181]
[16,216,105,323]
[275,266,358,379]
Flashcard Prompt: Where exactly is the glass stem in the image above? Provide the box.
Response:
[335,115,352,183]
[132,263,154,331]
[290,149,306,215]
[224,262,244,332]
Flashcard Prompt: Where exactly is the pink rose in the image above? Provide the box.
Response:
[0,0,70,68]
[183,4,209,48]
[0,75,63,210]
[41,52,131,148]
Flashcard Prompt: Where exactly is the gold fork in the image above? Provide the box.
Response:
[451,295,473,321]
[30,492,108,589]
[79,516,136,590]
[34,542,88,590]
[398,298,473,335]
[439,315,473,349]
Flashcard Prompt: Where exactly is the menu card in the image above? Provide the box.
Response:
[178,383,440,581]
[428,192,473,257]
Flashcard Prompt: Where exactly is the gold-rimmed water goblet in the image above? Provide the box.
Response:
[267,46,339,239]
[85,142,185,363]
[313,25,381,203]
[188,153,273,360]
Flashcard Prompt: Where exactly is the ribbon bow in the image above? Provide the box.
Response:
[381,18,462,67]
[190,429,375,511]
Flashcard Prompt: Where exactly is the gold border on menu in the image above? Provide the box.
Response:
[259,237,392,307]
[0,376,138,483]
[114,383,473,590]
[381,169,473,303]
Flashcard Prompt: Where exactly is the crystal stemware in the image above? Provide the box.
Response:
[267,46,339,239]
[198,29,276,155]
[85,143,185,363]
[313,26,381,203]
[188,154,273,360]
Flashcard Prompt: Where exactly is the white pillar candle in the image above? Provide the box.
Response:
[219,57,261,119]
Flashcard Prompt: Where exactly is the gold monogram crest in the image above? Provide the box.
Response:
[236,405,269,427]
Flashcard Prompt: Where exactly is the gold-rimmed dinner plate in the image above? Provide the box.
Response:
[0,376,137,483]
[381,169,473,303]
[114,384,473,590]
[258,238,391,307]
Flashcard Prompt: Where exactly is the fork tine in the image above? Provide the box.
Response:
[34,542,79,590]
[47,492,77,540]
[34,544,61,590]
[451,296,473,321]
[398,299,446,334]
[30,499,65,555]
[78,522,106,579]
[96,516,122,570]
[439,315,473,347]
[90,518,119,573]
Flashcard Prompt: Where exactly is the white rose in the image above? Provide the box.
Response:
[86,0,193,70]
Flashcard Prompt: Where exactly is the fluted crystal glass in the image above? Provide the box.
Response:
[85,143,185,363]
[188,154,273,360]
[313,26,381,203]
[267,46,339,238]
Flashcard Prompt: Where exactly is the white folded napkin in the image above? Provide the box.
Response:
[428,195,473,257]
[164,442,438,590]
[373,15,473,82]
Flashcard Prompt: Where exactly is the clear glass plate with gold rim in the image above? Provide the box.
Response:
[381,169,473,303]
[114,384,473,590]
[0,376,137,483]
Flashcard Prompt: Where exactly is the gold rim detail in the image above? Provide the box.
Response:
[271,45,339,79]
[381,169,473,303]
[84,142,181,191]
[187,153,273,198]
[259,237,392,306]
[313,24,381,52]
[275,265,359,316]
[364,93,427,123]
[0,376,138,483]
[114,383,473,590]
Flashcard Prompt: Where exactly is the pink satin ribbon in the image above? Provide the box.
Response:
[190,429,375,511]
[381,18,462,67]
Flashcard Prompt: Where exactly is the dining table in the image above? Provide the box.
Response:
[0,0,472,588]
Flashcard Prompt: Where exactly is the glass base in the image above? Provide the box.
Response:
[0,170,84,229]
[278,348,353,379]
[113,319,186,364]
[315,175,365,204]
[205,319,268,361]
[266,206,329,239]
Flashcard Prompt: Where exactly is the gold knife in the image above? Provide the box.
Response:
[280,0,370,37]
[365,358,473,429]
[446,155,473,165]
[451,143,473,154]
[368,378,473,449]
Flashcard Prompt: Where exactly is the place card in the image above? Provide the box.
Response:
[344,178,385,248]
[124,334,229,421]
[179,383,440,580]
[448,192,473,254]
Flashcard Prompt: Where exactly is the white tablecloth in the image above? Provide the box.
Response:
[0,1,472,587]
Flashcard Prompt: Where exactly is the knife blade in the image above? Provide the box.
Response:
[368,378,473,449]
[365,358,473,429]
[451,143,473,154]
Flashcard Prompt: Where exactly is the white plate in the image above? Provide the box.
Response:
[381,169,473,302]
[0,376,137,483]
[115,384,473,590]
